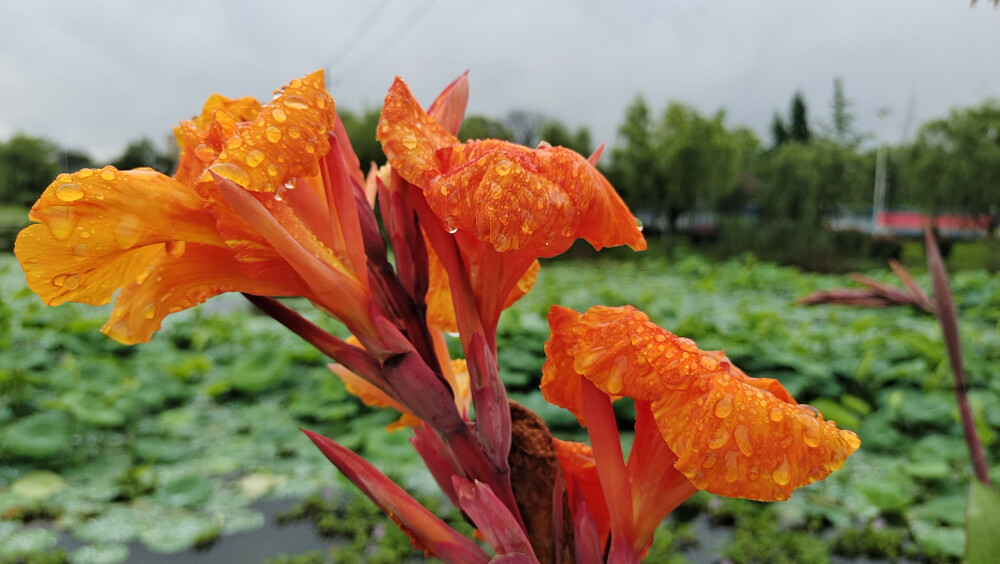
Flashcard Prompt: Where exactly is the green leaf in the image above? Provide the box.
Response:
[966,480,1000,564]
[2,411,72,458]
[10,470,67,500]
[154,475,212,508]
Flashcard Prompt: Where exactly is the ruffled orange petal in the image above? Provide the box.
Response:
[541,305,861,502]
[196,71,337,195]
[378,79,645,257]
[173,94,263,187]
[14,168,302,344]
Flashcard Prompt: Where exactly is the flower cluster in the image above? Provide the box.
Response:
[15,71,858,562]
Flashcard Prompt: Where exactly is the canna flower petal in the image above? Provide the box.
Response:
[552,439,610,545]
[14,168,305,344]
[194,71,337,195]
[377,78,645,258]
[541,305,861,502]
[425,238,540,332]
[453,477,538,561]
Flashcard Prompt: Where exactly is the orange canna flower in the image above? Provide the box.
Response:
[15,71,375,344]
[377,77,646,333]
[541,305,861,555]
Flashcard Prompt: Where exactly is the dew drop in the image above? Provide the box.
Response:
[494,233,511,252]
[304,141,315,154]
[77,169,94,178]
[769,407,785,422]
[700,355,719,371]
[72,243,87,256]
[779,436,793,449]
[701,452,718,469]
[165,240,186,258]
[733,424,754,456]
[62,274,80,290]
[227,137,244,150]
[723,451,740,483]
[100,167,116,181]
[708,427,729,449]
[288,126,301,139]
[714,394,734,418]
[690,471,709,489]
[56,183,85,202]
[245,150,266,168]
[267,164,279,177]
[114,214,142,249]
[209,162,251,188]
[445,217,458,233]
[283,95,309,110]
[401,133,418,149]
[272,108,288,123]
[772,457,791,486]
[143,303,156,319]
[841,430,861,450]
[80,230,91,238]
[44,206,78,241]
[494,158,513,176]
[799,415,822,448]
[266,126,282,143]
[635,217,644,232]
[675,337,699,354]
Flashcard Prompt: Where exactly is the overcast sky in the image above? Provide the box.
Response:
[1,1,997,163]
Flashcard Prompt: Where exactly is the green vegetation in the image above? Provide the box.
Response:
[1,246,999,561]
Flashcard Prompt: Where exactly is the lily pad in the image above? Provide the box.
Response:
[154,474,212,508]
[0,525,59,558]
[71,544,130,564]
[10,470,67,500]
[137,511,220,553]
[2,411,72,459]
[910,521,964,559]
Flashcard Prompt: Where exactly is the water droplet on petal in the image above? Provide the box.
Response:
[714,394,734,418]
[675,337,699,354]
[267,164,279,177]
[701,452,718,469]
[708,427,730,449]
[165,240,186,258]
[288,126,301,139]
[283,95,309,110]
[114,214,142,249]
[733,424,754,456]
[44,206,78,241]
[769,407,785,422]
[494,158,513,176]
[209,162,251,188]
[72,243,87,256]
[772,457,791,486]
[143,303,156,319]
[272,108,288,123]
[494,233,511,252]
[62,274,80,290]
[266,126,282,143]
[401,134,418,149]
[56,183,84,202]
[227,137,244,150]
[245,150,265,168]
[77,169,94,178]
[100,167,116,181]
[841,430,861,450]
[723,451,740,483]
[445,217,458,233]
[700,355,719,371]
[635,217,644,232]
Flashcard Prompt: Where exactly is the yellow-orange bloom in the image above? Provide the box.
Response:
[542,304,860,502]
[15,71,372,344]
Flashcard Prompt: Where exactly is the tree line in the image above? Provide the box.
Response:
[2,81,998,232]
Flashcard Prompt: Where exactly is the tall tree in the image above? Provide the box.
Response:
[900,99,1000,215]
[771,113,788,149]
[0,134,61,207]
[609,96,658,211]
[538,120,593,156]
[504,110,545,146]
[110,138,176,174]
[458,115,512,142]
[789,92,811,143]
[829,77,856,145]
